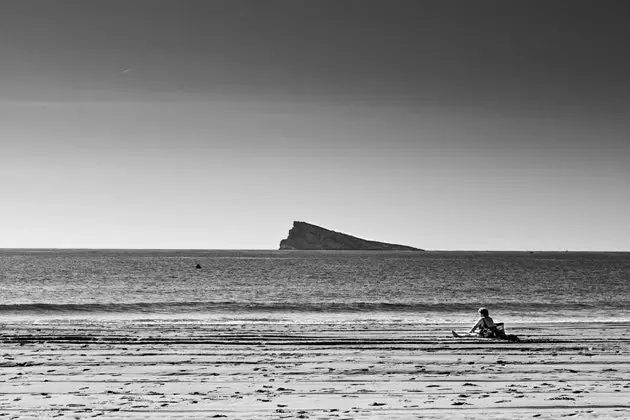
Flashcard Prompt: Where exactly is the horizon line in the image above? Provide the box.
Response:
[0,247,628,253]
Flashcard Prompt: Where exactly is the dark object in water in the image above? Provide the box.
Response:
[195,264,202,269]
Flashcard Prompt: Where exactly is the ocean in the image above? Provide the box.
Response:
[1,250,628,325]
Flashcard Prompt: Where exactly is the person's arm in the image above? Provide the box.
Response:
[469,319,481,333]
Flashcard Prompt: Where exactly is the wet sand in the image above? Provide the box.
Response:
[1,320,629,419]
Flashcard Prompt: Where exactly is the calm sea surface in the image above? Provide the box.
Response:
[1,250,628,324]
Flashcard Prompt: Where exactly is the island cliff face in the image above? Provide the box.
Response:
[279,221,422,251]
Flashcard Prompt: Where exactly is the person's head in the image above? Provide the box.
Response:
[478,307,489,317]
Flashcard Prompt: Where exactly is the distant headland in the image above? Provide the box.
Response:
[279,221,423,251]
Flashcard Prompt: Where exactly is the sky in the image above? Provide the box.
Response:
[1,0,629,251]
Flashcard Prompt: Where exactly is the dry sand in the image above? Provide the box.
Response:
[1,319,629,419]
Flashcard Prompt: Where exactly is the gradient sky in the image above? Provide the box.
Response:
[1,0,628,250]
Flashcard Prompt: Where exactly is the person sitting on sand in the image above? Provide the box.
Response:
[469,307,499,338]
[452,308,518,341]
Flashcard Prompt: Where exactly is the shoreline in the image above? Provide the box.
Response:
[2,312,630,325]
[1,320,629,418]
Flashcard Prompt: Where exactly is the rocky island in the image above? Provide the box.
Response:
[279,221,422,251]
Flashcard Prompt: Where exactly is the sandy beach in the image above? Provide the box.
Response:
[1,320,629,419]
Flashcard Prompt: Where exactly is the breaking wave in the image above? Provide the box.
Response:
[0,301,626,315]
